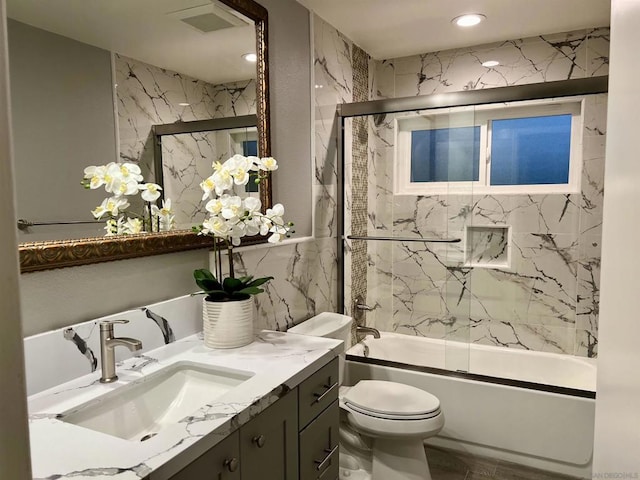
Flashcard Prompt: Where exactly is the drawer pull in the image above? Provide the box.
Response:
[252,434,266,448]
[223,457,239,472]
[314,444,338,471]
[313,382,338,404]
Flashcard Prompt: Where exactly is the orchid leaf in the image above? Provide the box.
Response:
[238,286,264,295]
[194,269,273,301]
[245,276,273,288]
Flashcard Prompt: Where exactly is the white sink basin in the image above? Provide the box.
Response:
[62,362,254,441]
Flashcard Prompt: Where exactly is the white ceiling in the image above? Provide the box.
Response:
[297,0,611,60]
[6,0,611,85]
[6,0,257,85]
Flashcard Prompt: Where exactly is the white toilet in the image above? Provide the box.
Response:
[288,313,444,480]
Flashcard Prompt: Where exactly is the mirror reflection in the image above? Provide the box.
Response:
[153,116,259,229]
[8,0,259,243]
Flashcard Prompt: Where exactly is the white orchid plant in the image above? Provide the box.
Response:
[81,162,175,236]
[193,154,293,302]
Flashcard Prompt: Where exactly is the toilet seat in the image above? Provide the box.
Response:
[340,380,444,438]
[343,380,441,417]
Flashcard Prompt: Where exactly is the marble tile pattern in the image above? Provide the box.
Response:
[354,29,609,358]
[228,238,337,333]
[160,129,256,228]
[115,53,256,205]
[27,330,341,480]
[375,28,609,98]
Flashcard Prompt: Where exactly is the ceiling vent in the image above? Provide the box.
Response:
[166,1,252,33]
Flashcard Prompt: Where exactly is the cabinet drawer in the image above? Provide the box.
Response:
[298,357,339,428]
[169,430,240,480]
[299,400,339,480]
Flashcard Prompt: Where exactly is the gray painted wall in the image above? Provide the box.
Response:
[260,0,312,237]
[17,0,313,337]
[9,19,116,242]
[0,1,32,476]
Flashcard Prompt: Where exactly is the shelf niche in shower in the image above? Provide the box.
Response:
[465,225,511,269]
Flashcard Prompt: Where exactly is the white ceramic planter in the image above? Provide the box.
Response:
[202,297,254,349]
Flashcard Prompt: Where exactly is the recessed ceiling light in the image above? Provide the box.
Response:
[242,53,257,63]
[452,14,486,27]
[315,84,323,89]
[482,60,500,67]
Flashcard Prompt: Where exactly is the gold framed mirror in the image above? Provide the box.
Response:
[13,0,270,273]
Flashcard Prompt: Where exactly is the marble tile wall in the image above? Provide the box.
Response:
[115,54,256,225]
[359,28,609,358]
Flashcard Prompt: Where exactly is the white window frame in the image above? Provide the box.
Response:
[394,97,584,195]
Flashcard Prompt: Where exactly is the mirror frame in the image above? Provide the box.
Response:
[18,0,270,273]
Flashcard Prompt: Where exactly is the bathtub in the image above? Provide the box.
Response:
[345,332,596,478]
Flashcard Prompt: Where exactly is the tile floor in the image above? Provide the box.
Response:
[427,445,584,480]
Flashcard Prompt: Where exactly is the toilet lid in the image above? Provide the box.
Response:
[343,380,440,418]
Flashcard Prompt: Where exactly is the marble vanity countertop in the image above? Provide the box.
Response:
[27,331,342,480]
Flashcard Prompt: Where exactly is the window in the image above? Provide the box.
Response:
[395,99,583,195]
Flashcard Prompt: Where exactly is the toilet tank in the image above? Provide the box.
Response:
[288,312,353,351]
[288,313,353,384]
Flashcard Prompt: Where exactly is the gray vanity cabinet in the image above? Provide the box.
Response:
[169,430,241,480]
[239,389,298,479]
[168,357,339,480]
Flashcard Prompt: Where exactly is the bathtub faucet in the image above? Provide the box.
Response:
[356,325,381,340]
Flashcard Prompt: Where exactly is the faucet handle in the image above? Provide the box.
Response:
[99,319,129,331]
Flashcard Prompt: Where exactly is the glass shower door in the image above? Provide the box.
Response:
[342,106,473,375]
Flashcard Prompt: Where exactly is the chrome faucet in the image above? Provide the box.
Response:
[356,325,381,340]
[99,320,142,383]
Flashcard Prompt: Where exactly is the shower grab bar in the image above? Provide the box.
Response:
[346,235,461,243]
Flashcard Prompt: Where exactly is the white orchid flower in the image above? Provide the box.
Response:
[209,217,232,238]
[83,165,108,189]
[151,199,175,231]
[123,217,144,234]
[243,196,262,214]
[268,232,283,243]
[259,217,272,236]
[229,222,247,246]
[221,195,243,220]
[200,175,216,200]
[119,163,143,183]
[247,156,261,171]
[212,167,234,195]
[227,155,252,186]
[139,183,162,202]
[257,157,278,171]
[151,198,173,217]
[92,196,130,219]
[112,177,140,197]
[243,216,262,236]
[266,203,285,217]
[102,163,123,194]
[205,196,225,215]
